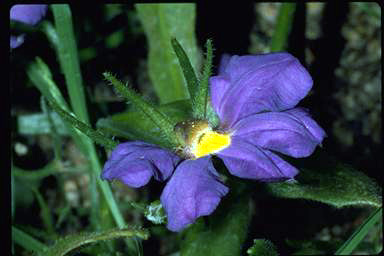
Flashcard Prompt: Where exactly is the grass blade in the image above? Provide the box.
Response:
[12,226,48,254]
[51,4,89,124]
[270,3,296,52]
[335,207,382,255]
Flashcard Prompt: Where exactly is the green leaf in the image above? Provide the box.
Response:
[27,57,69,110]
[26,57,88,155]
[17,112,70,135]
[135,3,200,104]
[42,228,149,256]
[270,3,296,52]
[265,153,382,208]
[171,38,199,101]
[180,181,251,256]
[97,100,191,149]
[247,239,279,256]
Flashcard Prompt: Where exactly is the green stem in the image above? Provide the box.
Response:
[270,3,296,52]
[335,207,382,255]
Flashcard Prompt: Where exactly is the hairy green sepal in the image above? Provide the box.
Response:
[97,100,191,149]
[103,72,182,147]
[193,39,213,119]
[171,38,219,126]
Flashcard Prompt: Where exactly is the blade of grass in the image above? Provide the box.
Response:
[335,207,382,255]
[270,3,296,52]
[31,187,56,238]
[51,5,141,255]
[12,226,48,254]
[27,58,140,255]
[51,5,89,124]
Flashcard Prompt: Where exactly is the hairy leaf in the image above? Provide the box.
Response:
[265,152,382,208]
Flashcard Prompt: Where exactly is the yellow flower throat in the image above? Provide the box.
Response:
[175,120,231,159]
[193,130,231,158]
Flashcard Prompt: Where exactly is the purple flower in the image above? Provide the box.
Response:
[102,53,326,232]
[10,4,48,48]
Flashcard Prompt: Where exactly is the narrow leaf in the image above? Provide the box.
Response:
[12,226,48,254]
[335,207,382,255]
[193,39,213,120]
[52,4,89,124]
[103,72,182,147]
[43,228,149,256]
[135,3,200,103]
[47,99,118,150]
[27,57,69,110]
[31,188,56,237]
[171,37,199,100]
[26,57,88,154]
[270,3,296,52]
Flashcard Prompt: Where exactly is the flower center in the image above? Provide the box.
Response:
[174,120,231,159]
[193,130,231,158]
